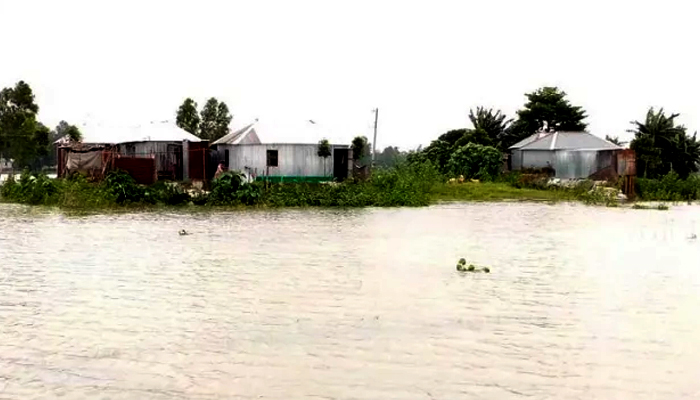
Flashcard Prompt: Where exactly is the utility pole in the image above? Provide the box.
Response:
[371,108,379,165]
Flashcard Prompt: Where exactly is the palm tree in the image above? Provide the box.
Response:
[605,135,625,146]
[628,107,686,178]
[468,107,512,150]
[670,131,700,178]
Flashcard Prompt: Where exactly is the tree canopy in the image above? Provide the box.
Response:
[629,108,700,179]
[500,87,588,149]
[0,81,50,168]
[351,136,370,163]
[198,98,232,142]
[175,97,232,141]
[176,98,200,135]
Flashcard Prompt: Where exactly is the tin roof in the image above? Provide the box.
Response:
[54,121,202,145]
[510,131,622,151]
[217,118,352,146]
[212,122,259,145]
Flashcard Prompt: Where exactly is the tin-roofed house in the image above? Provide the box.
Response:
[509,131,625,180]
[211,119,352,183]
[56,121,204,184]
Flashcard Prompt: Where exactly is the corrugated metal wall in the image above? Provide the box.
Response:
[114,157,157,185]
[521,151,554,170]
[514,149,618,179]
[116,141,183,180]
[217,144,346,178]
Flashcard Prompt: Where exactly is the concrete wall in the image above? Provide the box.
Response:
[216,143,348,179]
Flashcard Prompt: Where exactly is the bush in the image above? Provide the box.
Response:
[102,170,145,204]
[208,171,246,205]
[0,170,59,205]
[636,172,700,201]
[447,143,502,180]
[145,182,191,205]
[60,173,116,209]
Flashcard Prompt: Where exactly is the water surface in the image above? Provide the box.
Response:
[1,203,699,399]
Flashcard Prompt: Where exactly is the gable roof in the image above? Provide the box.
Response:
[218,118,351,146]
[54,121,202,145]
[510,131,622,151]
[211,122,261,145]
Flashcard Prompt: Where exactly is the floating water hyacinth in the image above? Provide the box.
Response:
[456,259,491,274]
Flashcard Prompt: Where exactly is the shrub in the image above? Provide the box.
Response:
[0,170,59,205]
[102,170,145,204]
[447,143,502,180]
[208,171,263,206]
[636,172,700,201]
[145,182,191,205]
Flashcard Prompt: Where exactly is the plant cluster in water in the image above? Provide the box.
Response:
[456,258,490,273]
[0,162,441,209]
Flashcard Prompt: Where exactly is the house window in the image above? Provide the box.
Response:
[224,149,230,167]
[266,150,278,167]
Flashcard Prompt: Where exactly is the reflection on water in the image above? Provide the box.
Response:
[1,203,700,399]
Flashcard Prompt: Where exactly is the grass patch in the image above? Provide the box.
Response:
[430,182,578,202]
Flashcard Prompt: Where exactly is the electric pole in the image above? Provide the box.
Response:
[371,108,379,165]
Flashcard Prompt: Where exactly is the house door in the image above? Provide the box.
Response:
[333,148,349,181]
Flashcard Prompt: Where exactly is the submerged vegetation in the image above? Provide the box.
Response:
[0,162,442,210]
[1,163,696,211]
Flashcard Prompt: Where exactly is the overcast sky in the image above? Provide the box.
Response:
[1,0,698,150]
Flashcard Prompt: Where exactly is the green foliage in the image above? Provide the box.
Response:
[207,171,264,205]
[629,108,700,179]
[454,128,492,148]
[53,120,82,143]
[605,135,623,146]
[413,139,453,174]
[351,136,370,162]
[317,139,331,158]
[500,87,587,149]
[261,161,440,207]
[199,98,232,141]
[636,172,700,201]
[176,98,200,135]
[437,129,467,146]
[103,170,145,204]
[0,81,49,169]
[145,182,191,205]
[0,169,60,205]
[517,86,588,132]
[469,107,512,150]
[447,143,502,180]
[374,146,405,168]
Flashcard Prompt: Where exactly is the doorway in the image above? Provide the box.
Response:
[333,148,349,181]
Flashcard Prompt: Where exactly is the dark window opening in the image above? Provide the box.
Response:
[266,150,278,167]
[224,149,230,167]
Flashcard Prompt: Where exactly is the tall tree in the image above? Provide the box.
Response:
[199,98,232,141]
[53,120,82,143]
[629,107,699,178]
[437,129,467,146]
[351,136,370,163]
[501,87,588,149]
[176,98,200,134]
[0,81,48,169]
[375,146,404,168]
[469,107,512,150]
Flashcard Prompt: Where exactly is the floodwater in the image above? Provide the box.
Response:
[1,202,700,399]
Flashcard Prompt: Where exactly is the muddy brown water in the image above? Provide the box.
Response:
[1,203,700,399]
